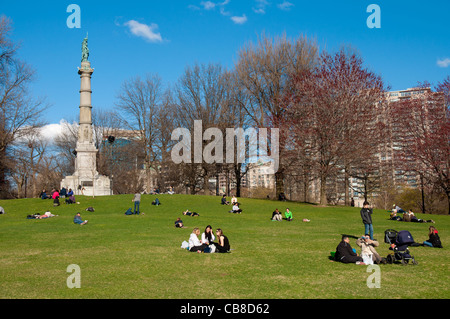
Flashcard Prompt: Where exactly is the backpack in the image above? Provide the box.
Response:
[86,207,94,212]
[125,208,133,215]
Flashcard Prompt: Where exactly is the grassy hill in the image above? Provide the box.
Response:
[0,194,448,299]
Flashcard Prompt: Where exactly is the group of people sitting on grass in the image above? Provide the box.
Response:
[271,208,310,222]
[272,208,292,221]
[334,234,385,265]
[186,225,230,253]
[221,194,243,214]
[334,225,443,265]
[389,205,435,223]
[40,188,77,206]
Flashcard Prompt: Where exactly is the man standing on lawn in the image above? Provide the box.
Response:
[133,192,141,215]
[360,201,374,240]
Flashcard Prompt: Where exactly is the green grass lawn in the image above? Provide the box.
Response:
[0,194,449,299]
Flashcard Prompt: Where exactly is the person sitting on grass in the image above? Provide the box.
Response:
[214,228,230,253]
[73,212,88,225]
[389,210,402,221]
[232,202,242,214]
[356,234,385,264]
[272,208,282,221]
[201,225,215,245]
[334,235,364,265]
[423,226,443,248]
[284,208,293,221]
[221,195,229,205]
[183,210,199,217]
[189,228,208,253]
[65,194,76,204]
[175,218,185,228]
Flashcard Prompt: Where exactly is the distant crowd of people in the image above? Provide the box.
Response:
[39,187,77,206]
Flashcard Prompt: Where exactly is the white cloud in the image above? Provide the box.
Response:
[253,0,270,14]
[124,20,163,43]
[437,58,450,68]
[198,0,230,11]
[277,1,294,11]
[200,1,216,10]
[231,14,248,25]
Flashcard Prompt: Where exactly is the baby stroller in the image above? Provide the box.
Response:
[384,229,418,266]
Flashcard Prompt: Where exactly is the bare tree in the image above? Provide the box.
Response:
[0,17,46,197]
[235,32,319,198]
[173,63,232,194]
[115,73,163,193]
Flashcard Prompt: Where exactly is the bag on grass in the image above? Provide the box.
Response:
[125,208,133,215]
[181,241,189,249]
[86,207,94,212]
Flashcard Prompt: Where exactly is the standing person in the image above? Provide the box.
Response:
[284,208,293,221]
[73,212,88,225]
[334,236,364,264]
[360,201,374,240]
[189,228,208,253]
[214,228,230,253]
[132,192,141,214]
[423,226,443,248]
[201,225,215,245]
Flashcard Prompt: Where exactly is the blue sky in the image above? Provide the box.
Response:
[2,0,449,126]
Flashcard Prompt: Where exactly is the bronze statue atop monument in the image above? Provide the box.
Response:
[81,33,89,62]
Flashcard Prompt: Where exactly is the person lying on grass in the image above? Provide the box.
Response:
[73,212,88,225]
[183,210,199,217]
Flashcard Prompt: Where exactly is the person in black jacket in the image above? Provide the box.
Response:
[335,236,364,264]
[360,201,374,240]
[423,226,443,248]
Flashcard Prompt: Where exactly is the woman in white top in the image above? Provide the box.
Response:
[201,225,215,245]
[232,203,242,214]
[189,228,207,253]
